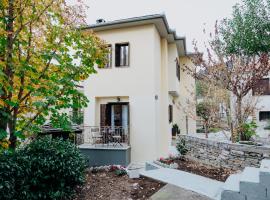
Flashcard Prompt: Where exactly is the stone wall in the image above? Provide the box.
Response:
[180,135,270,170]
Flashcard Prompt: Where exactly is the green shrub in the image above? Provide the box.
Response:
[0,152,19,199]
[239,121,258,141]
[0,136,87,200]
[209,127,221,133]
[176,138,188,156]
[196,128,205,133]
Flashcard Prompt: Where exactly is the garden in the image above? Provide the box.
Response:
[74,167,164,200]
[0,135,167,200]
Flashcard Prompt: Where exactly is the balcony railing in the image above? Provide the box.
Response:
[78,126,130,147]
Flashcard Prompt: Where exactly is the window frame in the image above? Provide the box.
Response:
[259,111,270,121]
[175,58,180,82]
[169,104,173,123]
[115,42,130,67]
[98,44,112,69]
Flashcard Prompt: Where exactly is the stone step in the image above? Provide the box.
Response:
[240,167,267,200]
[259,160,270,194]
[240,167,260,183]
[221,162,270,200]
[223,174,241,192]
[260,159,270,171]
[221,174,245,200]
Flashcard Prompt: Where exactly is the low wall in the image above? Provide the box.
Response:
[180,135,270,170]
[79,144,131,167]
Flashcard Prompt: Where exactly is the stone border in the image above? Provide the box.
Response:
[180,135,270,170]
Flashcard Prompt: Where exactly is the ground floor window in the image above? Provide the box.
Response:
[169,105,173,123]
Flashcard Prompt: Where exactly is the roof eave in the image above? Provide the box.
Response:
[82,14,187,56]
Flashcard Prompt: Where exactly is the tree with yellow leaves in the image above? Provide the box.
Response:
[0,0,107,149]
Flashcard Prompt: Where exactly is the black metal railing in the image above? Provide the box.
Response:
[79,126,130,147]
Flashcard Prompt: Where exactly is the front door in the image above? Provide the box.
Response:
[112,104,122,126]
[100,103,129,127]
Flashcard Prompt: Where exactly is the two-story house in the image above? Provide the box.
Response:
[79,14,196,166]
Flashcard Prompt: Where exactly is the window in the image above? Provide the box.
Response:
[169,105,173,123]
[105,45,112,68]
[259,111,270,121]
[253,78,270,95]
[115,43,129,67]
[99,44,112,68]
[176,58,180,81]
[100,103,129,126]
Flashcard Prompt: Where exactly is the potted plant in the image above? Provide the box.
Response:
[172,124,180,137]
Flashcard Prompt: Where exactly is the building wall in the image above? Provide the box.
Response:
[83,24,196,162]
[156,35,171,158]
[84,25,159,162]
[168,44,180,94]
[178,56,196,135]
[230,74,270,138]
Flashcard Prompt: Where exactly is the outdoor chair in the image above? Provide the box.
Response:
[91,127,103,146]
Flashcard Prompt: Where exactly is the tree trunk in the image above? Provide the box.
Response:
[234,97,243,142]
[205,122,209,138]
[8,120,16,149]
[0,108,8,134]
[6,0,15,149]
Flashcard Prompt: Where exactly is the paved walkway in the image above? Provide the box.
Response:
[140,168,224,200]
[150,184,213,200]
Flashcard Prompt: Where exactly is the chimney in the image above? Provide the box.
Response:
[96,19,106,24]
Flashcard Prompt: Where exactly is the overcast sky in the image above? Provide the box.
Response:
[72,0,241,52]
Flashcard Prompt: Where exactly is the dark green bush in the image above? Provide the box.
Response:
[239,121,257,141]
[176,138,188,156]
[0,136,87,200]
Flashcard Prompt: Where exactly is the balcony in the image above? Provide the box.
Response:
[79,126,130,147]
[77,126,131,166]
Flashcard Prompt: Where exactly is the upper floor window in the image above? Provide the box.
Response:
[105,44,112,68]
[99,44,112,69]
[176,58,180,81]
[253,78,270,95]
[115,43,129,67]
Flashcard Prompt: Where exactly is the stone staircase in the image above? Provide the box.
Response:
[221,159,270,200]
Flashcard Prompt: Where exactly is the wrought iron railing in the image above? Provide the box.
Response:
[77,126,130,147]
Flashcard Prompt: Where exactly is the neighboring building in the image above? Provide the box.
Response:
[80,14,196,164]
[252,76,270,138]
[230,75,270,139]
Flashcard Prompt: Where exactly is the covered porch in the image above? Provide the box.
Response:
[78,126,131,167]
[78,98,131,166]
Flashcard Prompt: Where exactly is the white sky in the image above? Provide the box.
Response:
[72,0,241,52]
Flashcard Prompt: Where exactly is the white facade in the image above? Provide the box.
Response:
[253,75,270,138]
[83,15,196,162]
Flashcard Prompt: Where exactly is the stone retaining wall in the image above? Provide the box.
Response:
[180,135,270,170]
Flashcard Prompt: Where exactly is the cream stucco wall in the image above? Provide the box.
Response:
[83,24,196,162]
[84,25,160,162]
[177,57,196,135]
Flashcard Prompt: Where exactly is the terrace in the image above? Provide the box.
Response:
[78,126,131,167]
